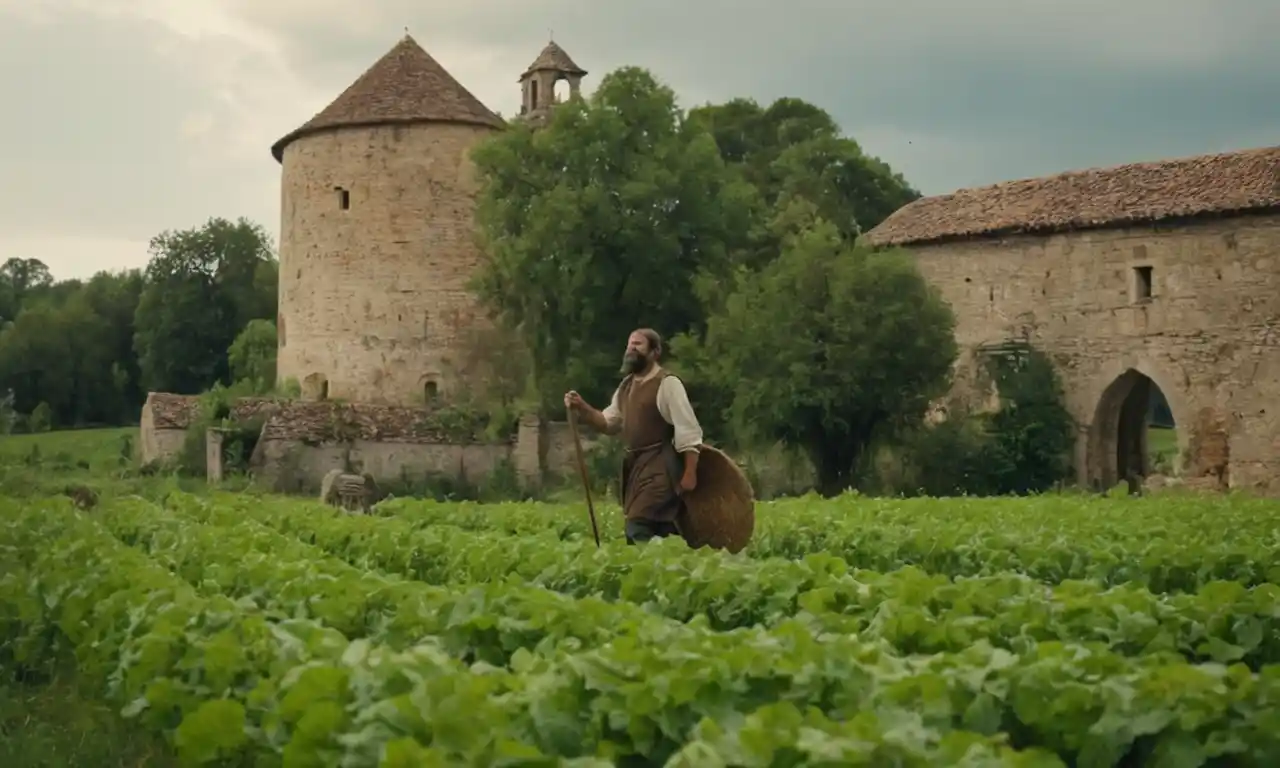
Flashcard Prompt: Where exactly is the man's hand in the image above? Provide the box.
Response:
[564,391,585,412]
[678,471,697,495]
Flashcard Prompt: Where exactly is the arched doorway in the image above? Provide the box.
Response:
[1089,368,1179,490]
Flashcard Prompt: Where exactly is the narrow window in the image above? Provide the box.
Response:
[424,381,439,402]
[1133,265,1153,301]
[336,187,350,210]
[320,381,329,400]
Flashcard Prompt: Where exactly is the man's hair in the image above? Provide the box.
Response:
[632,327,662,357]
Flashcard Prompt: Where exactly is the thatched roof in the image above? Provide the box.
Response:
[271,34,504,162]
[142,393,501,444]
[862,145,1280,247]
[521,41,587,78]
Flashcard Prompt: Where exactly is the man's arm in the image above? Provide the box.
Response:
[578,386,623,436]
[656,376,703,486]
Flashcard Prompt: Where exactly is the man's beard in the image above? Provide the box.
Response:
[621,351,649,374]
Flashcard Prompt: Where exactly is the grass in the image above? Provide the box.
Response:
[1148,425,1179,474]
[0,664,175,768]
[0,425,136,467]
[0,428,195,766]
[0,426,216,502]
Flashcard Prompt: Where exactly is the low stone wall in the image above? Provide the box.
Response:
[142,392,598,492]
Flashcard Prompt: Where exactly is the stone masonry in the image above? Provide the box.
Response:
[270,35,586,405]
[139,392,597,493]
[863,145,1280,495]
[275,121,497,404]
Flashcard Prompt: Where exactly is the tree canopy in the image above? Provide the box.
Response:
[470,67,760,413]
[0,217,278,432]
[133,217,278,395]
[469,70,931,425]
[689,97,920,261]
[689,208,957,495]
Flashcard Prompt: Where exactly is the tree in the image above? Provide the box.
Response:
[133,217,277,394]
[689,97,919,267]
[691,207,958,496]
[470,66,759,413]
[0,268,146,428]
[78,270,145,423]
[0,257,54,320]
[978,347,1077,494]
[228,319,278,393]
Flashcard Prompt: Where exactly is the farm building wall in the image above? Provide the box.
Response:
[906,214,1280,494]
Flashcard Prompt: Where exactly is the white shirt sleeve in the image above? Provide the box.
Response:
[600,385,623,435]
[656,376,704,453]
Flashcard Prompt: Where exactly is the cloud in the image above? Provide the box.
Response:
[3,0,1278,279]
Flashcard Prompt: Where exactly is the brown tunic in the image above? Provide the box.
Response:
[617,370,685,522]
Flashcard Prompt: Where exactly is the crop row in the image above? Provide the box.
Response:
[373,493,1280,591]
[101,494,676,665]
[195,492,1280,668]
[75,495,1280,764]
[2,497,1057,766]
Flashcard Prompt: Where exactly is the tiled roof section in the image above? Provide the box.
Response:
[521,41,587,78]
[862,145,1280,247]
[271,34,504,161]
[145,392,202,429]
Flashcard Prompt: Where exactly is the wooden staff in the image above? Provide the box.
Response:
[566,406,602,547]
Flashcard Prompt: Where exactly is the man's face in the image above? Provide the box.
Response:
[622,333,654,374]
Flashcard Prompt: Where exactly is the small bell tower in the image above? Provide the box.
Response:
[519,39,587,121]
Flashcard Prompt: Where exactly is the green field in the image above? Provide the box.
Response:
[6,425,1269,767]
[1147,425,1179,472]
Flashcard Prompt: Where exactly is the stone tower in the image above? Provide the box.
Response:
[271,35,504,405]
[519,40,588,121]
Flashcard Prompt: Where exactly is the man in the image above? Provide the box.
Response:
[564,328,703,544]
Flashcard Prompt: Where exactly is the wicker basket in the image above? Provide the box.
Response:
[676,445,755,553]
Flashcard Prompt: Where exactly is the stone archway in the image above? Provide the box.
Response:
[1086,367,1183,490]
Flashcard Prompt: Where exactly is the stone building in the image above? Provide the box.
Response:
[518,41,588,123]
[271,34,589,405]
[862,145,1280,494]
[138,36,600,491]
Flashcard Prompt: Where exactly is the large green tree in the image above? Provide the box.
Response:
[689,97,920,266]
[470,66,759,413]
[0,269,144,427]
[691,205,958,496]
[133,217,278,394]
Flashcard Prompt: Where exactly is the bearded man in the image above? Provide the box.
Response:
[564,328,703,544]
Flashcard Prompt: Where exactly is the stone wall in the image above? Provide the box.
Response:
[139,392,201,465]
[139,393,599,492]
[276,121,498,405]
[908,213,1280,494]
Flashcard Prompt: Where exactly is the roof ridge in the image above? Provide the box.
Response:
[957,144,1280,196]
[862,144,1280,247]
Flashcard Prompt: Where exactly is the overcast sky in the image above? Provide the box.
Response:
[3,0,1277,280]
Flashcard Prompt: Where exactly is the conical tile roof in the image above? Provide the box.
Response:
[521,40,587,79]
[272,34,504,161]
